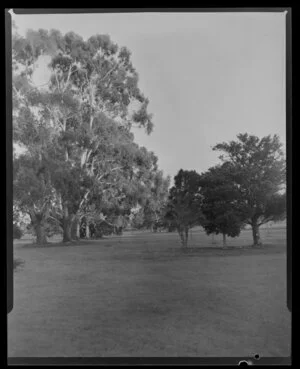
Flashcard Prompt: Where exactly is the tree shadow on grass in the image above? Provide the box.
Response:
[165,243,285,258]
[19,238,115,249]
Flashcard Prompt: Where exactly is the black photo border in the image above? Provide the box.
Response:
[6,7,292,366]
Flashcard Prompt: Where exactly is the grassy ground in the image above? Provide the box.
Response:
[8,228,290,357]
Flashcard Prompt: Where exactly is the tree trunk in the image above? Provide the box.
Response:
[30,211,48,246]
[185,227,189,245]
[178,227,184,246]
[178,227,188,247]
[86,219,90,239]
[76,221,80,239]
[61,202,74,243]
[222,233,226,247]
[34,221,48,245]
[181,233,186,247]
[252,222,262,246]
[63,218,72,243]
[183,233,188,247]
[71,218,79,240]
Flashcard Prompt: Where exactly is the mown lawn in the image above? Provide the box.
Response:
[8,228,291,357]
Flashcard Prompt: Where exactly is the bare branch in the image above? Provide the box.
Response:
[47,215,63,226]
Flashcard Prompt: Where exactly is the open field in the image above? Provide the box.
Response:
[8,228,290,357]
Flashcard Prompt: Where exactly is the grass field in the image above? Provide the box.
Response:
[8,227,291,357]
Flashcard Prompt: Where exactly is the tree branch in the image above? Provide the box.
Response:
[54,69,61,92]
[63,63,77,92]
[96,166,124,181]
[47,215,63,226]
[99,65,118,82]
[79,189,92,211]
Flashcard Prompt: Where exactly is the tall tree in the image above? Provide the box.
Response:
[213,134,286,246]
[12,28,155,243]
[165,169,204,247]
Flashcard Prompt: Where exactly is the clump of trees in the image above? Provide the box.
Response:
[12,28,169,245]
[163,134,286,248]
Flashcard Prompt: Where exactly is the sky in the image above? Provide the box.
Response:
[11,11,286,182]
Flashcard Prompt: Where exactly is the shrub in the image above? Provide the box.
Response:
[13,223,23,239]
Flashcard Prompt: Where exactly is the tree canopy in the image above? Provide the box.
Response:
[212,133,286,245]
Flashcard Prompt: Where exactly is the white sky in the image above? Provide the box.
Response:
[11,11,286,181]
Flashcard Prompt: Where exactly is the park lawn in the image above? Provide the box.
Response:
[8,228,290,357]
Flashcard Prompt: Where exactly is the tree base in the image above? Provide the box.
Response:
[62,239,76,245]
[34,241,50,247]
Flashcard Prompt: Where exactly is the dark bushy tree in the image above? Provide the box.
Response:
[200,164,245,246]
[164,169,204,247]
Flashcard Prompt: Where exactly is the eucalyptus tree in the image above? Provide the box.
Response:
[12,28,155,243]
